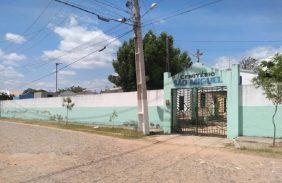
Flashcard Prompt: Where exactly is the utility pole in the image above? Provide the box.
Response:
[132,0,149,135]
[53,0,154,135]
[166,35,170,72]
[55,63,62,93]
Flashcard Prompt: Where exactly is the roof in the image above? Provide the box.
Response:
[59,91,76,96]
[240,69,257,74]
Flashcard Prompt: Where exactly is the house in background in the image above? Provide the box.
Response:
[34,91,58,98]
[77,90,98,95]
[101,87,123,94]
[19,93,34,100]
[59,91,76,97]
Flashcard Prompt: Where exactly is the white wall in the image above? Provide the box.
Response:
[240,72,256,85]
[1,90,164,108]
[240,85,273,106]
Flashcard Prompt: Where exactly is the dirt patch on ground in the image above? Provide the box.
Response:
[1,121,282,183]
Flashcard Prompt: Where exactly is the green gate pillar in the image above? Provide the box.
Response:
[227,64,240,138]
[163,72,172,133]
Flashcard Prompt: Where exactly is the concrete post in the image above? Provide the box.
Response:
[227,64,240,138]
[163,72,172,133]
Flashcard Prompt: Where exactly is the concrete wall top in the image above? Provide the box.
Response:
[240,72,256,85]
[240,85,275,106]
[1,90,164,108]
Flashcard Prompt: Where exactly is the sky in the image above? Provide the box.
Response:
[0,0,281,92]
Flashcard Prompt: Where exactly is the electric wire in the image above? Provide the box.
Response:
[80,0,126,19]
[93,0,130,14]
[174,40,282,43]
[54,0,129,24]
[0,30,132,115]
[2,0,53,51]
[92,0,130,16]
[7,3,67,53]
[19,23,126,71]
[7,29,133,91]
[143,0,223,27]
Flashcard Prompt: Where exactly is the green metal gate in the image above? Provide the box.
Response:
[172,86,227,137]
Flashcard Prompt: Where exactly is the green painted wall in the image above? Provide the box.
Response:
[226,65,240,139]
[239,106,282,137]
[0,106,165,129]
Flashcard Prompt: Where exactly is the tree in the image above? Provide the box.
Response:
[22,88,46,94]
[240,57,258,72]
[0,93,14,100]
[109,110,118,125]
[62,97,75,124]
[59,86,86,94]
[253,53,282,146]
[108,30,191,91]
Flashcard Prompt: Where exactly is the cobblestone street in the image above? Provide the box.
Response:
[1,121,282,183]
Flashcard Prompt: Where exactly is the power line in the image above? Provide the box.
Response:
[81,1,124,18]
[56,0,150,134]
[7,29,133,91]
[6,1,69,54]
[140,0,157,33]
[20,0,54,36]
[143,0,223,27]
[57,29,132,71]
[19,23,125,71]
[92,0,130,15]
[54,0,128,24]
[155,0,166,3]
[2,0,53,51]
[174,40,282,43]
[1,29,129,83]
[19,17,70,54]
[0,5,69,73]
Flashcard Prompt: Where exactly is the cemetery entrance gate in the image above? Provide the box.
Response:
[171,86,227,137]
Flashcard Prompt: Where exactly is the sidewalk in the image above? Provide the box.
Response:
[145,134,232,148]
[236,136,282,148]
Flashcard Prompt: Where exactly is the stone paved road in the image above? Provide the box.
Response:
[0,121,282,183]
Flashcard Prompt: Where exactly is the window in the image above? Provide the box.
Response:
[179,96,184,110]
[224,97,227,112]
[200,93,206,108]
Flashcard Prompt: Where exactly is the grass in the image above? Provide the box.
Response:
[225,142,282,158]
[0,118,144,139]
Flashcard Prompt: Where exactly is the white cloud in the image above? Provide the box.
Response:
[213,46,282,69]
[0,64,24,90]
[213,56,237,70]
[43,15,121,69]
[59,70,76,76]
[0,65,24,79]
[5,33,26,44]
[0,49,26,65]
[28,81,55,91]
[58,78,113,91]
[80,78,113,91]
[58,70,76,80]
[26,78,113,92]
[245,46,282,61]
